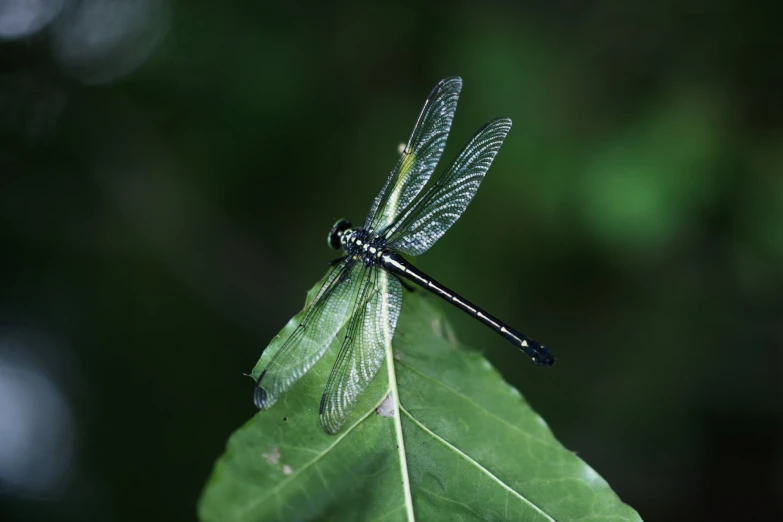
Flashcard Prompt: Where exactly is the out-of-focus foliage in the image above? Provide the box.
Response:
[1,2,781,522]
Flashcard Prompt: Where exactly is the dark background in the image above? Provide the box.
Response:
[2,1,781,521]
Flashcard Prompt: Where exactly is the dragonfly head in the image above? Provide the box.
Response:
[328,219,352,249]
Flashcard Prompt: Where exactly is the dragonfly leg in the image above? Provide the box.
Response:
[328,255,347,266]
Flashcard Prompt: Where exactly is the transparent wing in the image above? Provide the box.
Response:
[319,268,403,434]
[364,77,462,233]
[384,118,512,256]
[254,258,363,410]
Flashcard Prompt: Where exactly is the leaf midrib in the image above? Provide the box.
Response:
[386,326,415,521]
[399,405,555,522]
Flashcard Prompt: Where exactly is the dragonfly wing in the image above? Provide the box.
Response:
[319,268,403,434]
[364,77,462,233]
[254,258,363,409]
[385,118,512,256]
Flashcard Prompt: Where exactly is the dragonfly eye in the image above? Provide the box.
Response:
[328,219,352,249]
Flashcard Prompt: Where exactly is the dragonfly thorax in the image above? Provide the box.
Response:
[340,227,387,266]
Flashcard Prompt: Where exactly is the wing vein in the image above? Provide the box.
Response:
[384,118,512,256]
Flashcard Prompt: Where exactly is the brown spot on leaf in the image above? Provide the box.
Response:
[431,317,442,337]
[375,392,395,417]
[444,321,459,347]
[263,445,280,465]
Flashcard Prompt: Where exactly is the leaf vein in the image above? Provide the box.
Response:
[367,504,407,522]
[400,405,556,522]
[234,406,378,520]
[397,359,560,450]
[418,486,485,517]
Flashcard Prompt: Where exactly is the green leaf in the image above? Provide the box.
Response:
[199,275,642,521]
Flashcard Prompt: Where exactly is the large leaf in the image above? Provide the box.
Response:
[199,275,642,521]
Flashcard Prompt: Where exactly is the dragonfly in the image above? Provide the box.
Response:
[254,77,554,434]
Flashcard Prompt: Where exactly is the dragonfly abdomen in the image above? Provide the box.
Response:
[381,251,555,367]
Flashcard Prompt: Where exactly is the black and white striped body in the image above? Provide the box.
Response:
[338,226,389,266]
[337,225,555,367]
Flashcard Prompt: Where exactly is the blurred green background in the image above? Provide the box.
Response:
[1,1,781,521]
